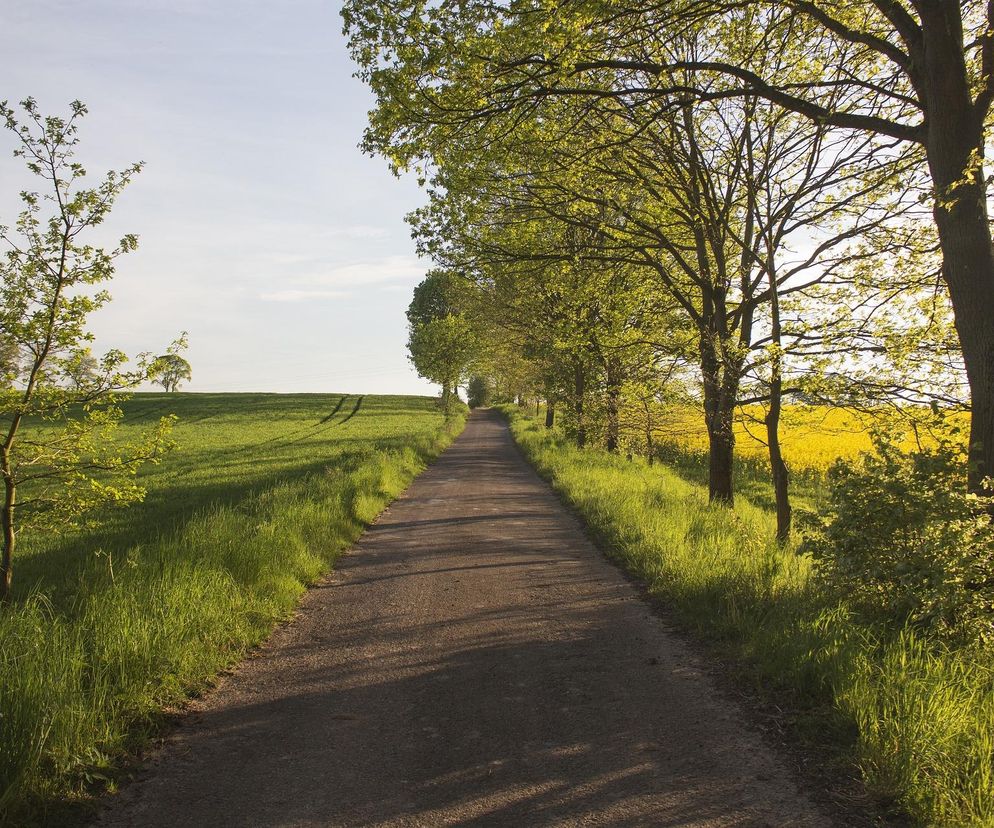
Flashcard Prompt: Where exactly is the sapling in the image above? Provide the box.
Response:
[0,98,178,602]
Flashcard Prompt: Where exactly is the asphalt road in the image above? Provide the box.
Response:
[95,409,833,827]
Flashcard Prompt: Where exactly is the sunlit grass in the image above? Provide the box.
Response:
[507,407,994,827]
[0,393,464,825]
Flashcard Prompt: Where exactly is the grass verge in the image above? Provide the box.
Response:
[504,407,994,827]
[0,394,465,826]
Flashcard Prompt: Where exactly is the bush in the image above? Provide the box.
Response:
[803,429,994,645]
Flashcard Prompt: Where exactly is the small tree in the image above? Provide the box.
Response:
[0,98,178,603]
[151,349,192,392]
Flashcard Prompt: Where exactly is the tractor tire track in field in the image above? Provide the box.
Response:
[96,409,835,827]
[173,396,354,475]
[336,394,365,426]
[320,395,351,424]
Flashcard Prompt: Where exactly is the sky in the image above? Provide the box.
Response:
[0,0,437,395]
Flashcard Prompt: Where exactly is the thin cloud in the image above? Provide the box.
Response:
[325,225,388,239]
[258,289,350,303]
[304,255,426,288]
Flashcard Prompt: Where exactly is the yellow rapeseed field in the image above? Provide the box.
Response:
[645,405,969,478]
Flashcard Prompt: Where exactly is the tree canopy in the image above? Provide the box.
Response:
[345,0,991,501]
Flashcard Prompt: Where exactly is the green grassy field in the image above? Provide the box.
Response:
[505,406,994,827]
[0,393,464,825]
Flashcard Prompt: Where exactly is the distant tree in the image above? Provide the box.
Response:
[408,314,476,411]
[406,269,463,329]
[467,375,491,408]
[0,98,178,603]
[407,272,476,407]
[66,349,100,390]
[151,349,192,392]
[0,338,20,389]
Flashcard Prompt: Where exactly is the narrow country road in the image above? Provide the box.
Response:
[96,410,833,827]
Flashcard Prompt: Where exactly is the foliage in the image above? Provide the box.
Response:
[408,315,476,396]
[0,393,464,825]
[345,0,960,519]
[467,375,490,408]
[345,0,994,494]
[503,405,994,827]
[804,428,994,645]
[406,271,478,409]
[0,98,178,601]
[406,269,464,328]
[150,346,192,393]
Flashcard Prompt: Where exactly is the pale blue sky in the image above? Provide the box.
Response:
[0,0,436,394]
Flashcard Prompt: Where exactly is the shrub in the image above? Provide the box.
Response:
[803,429,994,645]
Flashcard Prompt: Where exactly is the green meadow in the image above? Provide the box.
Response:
[0,393,463,825]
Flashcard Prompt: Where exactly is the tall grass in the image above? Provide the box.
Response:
[506,408,994,827]
[0,394,464,825]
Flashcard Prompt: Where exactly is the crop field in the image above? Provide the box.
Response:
[652,404,878,474]
[629,403,970,512]
[0,393,463,825]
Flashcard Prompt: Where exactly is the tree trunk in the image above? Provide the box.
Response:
[766,262,791,542]
[545,402,555,428]
[700,332,735,504]
[765,380,791,543]
[933,221,994,492]
[574,362,587,448]
[927,146,994,492]
[0,475,14,604]
[920,4,994,493]
[643,400,655,465]
[705,400,734,505]
[605,365,621,453]
[767,420,791,544]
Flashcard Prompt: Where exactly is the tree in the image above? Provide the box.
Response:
[345,0,972,525]
[151,350,192,392]
[67,349,100,390]
[408,313,477,411]
[403,107,685,455]
[467,375,491,408]
[676,1,994,493]
[0,99,177,603]
[345,0,994,493]
[406,272,477,406]
[406,269,464,328]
